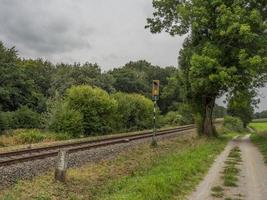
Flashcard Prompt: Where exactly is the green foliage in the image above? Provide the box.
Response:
[160,111,183,127]
[146,0,267,136]
[195,113,204,135]
[254,110,267,119]
[250,122,267,132]
[227,90,255,127]
[0,112,9,133]
[0,43,46,113]
[0,40,179,135]
[49,62,104,96]
[47,102,84,137]
[99,138,227,200]
[110,60,177,98]
[12,106,41,129]
[1,106,42,130]
[223,116,244,133]
[16,129,46,144]
[66,85,118,135]
[112,92,153,131]
[177,103,194,125]
[251,133,267,163]
[213,104,227,119]
[159,72,183,113]
[0,39,178,134]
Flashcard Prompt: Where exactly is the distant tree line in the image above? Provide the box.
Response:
[0,41,203,135]
[254,110,267,119]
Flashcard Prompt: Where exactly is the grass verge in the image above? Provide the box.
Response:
[251,134,267,163]
[0,133,228,200]
[223,147,241,187]
[250,122,267,132]
[250,122,267,163]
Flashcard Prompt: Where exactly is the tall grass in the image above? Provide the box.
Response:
[98,138,227,200]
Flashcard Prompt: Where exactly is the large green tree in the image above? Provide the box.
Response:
[0,42,41,112]
[227,89,257,127]
[110,60,177,97]
[146,0,267,136]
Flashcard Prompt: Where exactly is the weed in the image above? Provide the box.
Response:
[224,174,238,187]
[222,147,241,187]
[211,186,224,198]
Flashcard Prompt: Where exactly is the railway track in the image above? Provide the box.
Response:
[0,125,196,167]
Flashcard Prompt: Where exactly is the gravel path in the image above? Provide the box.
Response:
[187,135,267,200]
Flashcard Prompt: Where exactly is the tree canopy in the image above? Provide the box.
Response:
[147,0,267,136]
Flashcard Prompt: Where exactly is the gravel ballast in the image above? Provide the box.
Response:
[0,129,196,189]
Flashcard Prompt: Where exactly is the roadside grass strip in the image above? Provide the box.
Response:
[98,139,227,200]
[223,147,241,187]
[0,136,228,200]
[251,133,267,163]
[250,122,267,132]
[250,122,267,163]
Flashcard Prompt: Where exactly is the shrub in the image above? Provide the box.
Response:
[177,104,194,125]
[12,106,41,129]
[195,113,204,135]
[16,130,46,144]
[0,112,7,133]
[53,132,72,140]
[0,112,14,131]
[223,116,244,132]
[112,92,153,131]
[66,85,118,135]
[45,101,84,137]
[160,111,183,127]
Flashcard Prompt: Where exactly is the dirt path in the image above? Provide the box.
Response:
[187,135,267,200]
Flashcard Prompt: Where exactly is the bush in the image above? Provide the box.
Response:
[223,116,244,132]
[16,130,46,144]
[160,111,183,127]
[112,92,153,131]
[66,85,118,135]
[177,104,194,125]
[0,112,14,131]
[48,103,84,137]
[12,106,41,129]
[0,112,7,133]
[195,113,204,135]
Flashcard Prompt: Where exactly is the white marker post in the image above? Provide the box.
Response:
[55,150,69,182]
[151,80,160,147]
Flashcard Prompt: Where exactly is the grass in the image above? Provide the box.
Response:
[0,129,72,148]
[251,134,267,163]
[252,118,267,123]
[0,125,181,152]
[211,186,224,198]
[249,122,267,163]
[223,147,241,187]
[249,122,267,132]
[0,132,229,200]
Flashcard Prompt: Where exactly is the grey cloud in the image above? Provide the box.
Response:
[0,0,92,54]
[0,0,266,111]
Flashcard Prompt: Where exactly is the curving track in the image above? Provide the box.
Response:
[0,125,196,167]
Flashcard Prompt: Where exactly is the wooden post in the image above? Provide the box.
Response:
[55,150,69,182]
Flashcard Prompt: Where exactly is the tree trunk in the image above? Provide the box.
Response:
[202,96,216,137]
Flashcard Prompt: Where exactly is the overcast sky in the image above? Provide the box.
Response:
[0,0,266,111]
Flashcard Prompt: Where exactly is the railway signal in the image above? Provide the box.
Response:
[151,80,160,147]
[152,80,160,100]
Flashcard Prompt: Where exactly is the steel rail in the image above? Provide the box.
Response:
[0,125,195,167]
